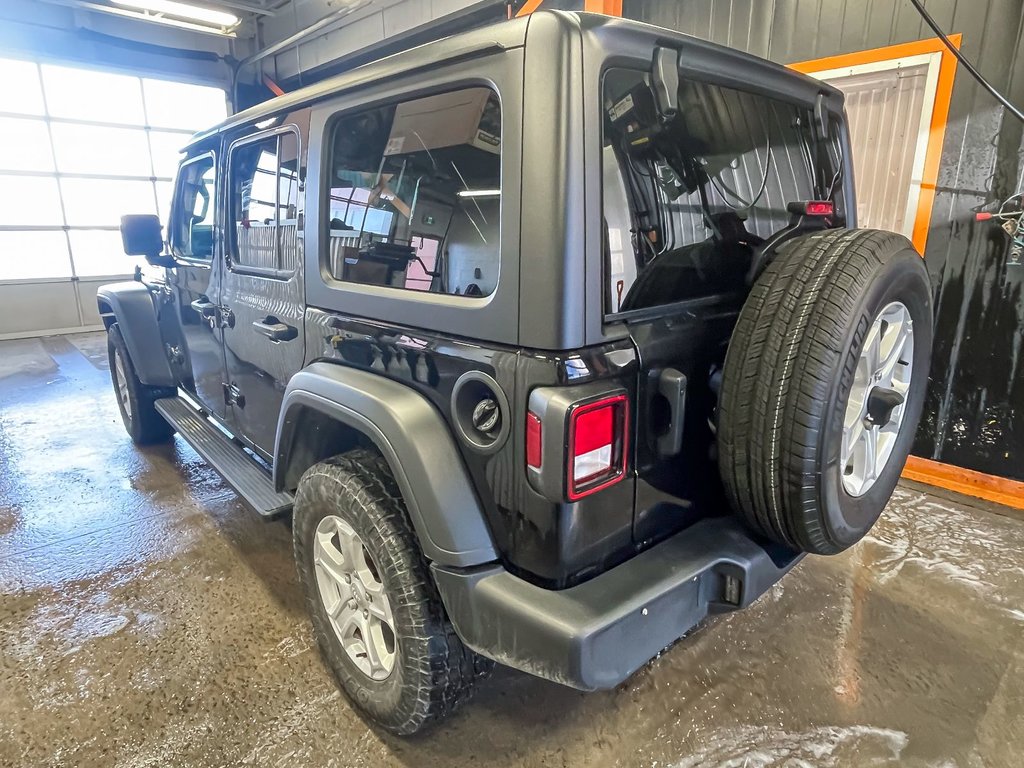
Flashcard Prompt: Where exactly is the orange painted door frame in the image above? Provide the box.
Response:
[516,0,621,17]
[790,36,961,256]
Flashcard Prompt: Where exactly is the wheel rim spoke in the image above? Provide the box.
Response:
[367,596,392,625]
[862,323,882,378]
[877,308,913,386]
[114,353,132,418]
[360,614,387,674]
[312,515,397,681]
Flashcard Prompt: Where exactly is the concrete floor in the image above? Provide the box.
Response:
[0,332,1022,768]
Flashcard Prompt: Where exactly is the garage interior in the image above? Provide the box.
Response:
[1,1,1023,766]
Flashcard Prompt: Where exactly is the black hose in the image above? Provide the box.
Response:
[909,0,1024,123]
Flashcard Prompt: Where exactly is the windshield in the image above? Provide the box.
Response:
[602,68,844,314]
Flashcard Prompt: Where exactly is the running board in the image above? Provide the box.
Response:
[154,396,293,517]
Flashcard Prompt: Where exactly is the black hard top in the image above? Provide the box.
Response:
[186,10,838,150]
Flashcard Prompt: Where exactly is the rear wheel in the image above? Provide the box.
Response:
[717,229,932,554]
[107,324,174,445]
[293,449,489,735]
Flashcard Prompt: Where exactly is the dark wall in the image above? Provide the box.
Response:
[624,0,1024,480]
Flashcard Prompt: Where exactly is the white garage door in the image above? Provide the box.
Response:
[0,58,226,338]
[806,53,941,241]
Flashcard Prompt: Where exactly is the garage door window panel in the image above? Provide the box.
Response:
[0,58,45,116]
[61,178,156,227]
[0,176,64,226]
[41,64,146,126]
[0,118,54,173]
[149,131,187,180]
[69,229,145,277]
[325,86,502,297]
[50,123,154,177]
[0,231,71,280]
[143,78,228,131]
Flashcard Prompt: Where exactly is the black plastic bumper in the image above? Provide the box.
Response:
[431,517,802,690]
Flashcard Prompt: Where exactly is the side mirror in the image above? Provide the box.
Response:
[120,214,174,267]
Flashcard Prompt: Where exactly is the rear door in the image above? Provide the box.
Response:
[220,120,307,459]
[600,68,845,543]
[166,148,227,417]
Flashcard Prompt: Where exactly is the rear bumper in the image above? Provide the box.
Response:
[431,516,802,690]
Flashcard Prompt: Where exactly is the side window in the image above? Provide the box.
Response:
[170,154,216,260]
[229,129,300,273]
[325,87,501,297]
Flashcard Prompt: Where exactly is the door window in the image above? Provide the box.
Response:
[324,87,501,297]
[170,153,216,260]
[229,129,300,274]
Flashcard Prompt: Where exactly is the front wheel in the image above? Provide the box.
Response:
[717,229,933,555]
[107,324,174,445]
[293,449,488,735]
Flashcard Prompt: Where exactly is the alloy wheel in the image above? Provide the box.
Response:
[313,515,397,680]
[840,301,915,497]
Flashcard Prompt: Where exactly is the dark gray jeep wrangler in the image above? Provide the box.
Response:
[99,11,932,735]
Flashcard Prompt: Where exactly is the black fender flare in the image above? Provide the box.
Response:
[95,282,176,388]
[274,362,498,568]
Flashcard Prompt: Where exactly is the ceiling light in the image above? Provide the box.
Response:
[112,0,239,27]
[457,189,501,198]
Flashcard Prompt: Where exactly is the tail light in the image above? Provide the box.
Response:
[789,200,834,217]
[526,388,631,502]
[567,394,629,500]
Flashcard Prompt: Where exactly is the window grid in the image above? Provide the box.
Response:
[0,56,226,282]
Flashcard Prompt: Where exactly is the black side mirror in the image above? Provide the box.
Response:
[120,214,163,257]
[120,214,173,266]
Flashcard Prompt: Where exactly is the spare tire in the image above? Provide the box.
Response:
[717,228,932,555]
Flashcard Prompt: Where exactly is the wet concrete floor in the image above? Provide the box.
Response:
[0,331,1022,767]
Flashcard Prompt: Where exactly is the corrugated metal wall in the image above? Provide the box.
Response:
[624,0,1024,480]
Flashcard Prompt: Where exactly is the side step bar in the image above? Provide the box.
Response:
[154,396,293,517]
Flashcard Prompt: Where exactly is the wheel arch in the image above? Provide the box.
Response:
[275,362,498,568]
[96,281,176,387]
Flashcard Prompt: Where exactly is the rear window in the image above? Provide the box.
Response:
[602,68,843,314]
[324,87,501,298]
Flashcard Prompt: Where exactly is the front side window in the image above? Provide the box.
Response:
[325,87,501,297]
[602,69,843,314]
[229,130,300,273]
[170,154,216,260]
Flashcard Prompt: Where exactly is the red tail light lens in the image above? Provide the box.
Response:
[526,412,542,469]
[567,394,628,500]
[804,200,834,216]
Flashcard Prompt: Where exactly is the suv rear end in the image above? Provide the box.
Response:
[432,11,860,687]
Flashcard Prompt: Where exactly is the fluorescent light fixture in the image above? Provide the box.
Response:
[457,189,501,198]
[112,0,239,27]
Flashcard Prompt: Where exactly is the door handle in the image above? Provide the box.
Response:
[252,318,297,342]
[656,368,687,458]
[190,298,217,318]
